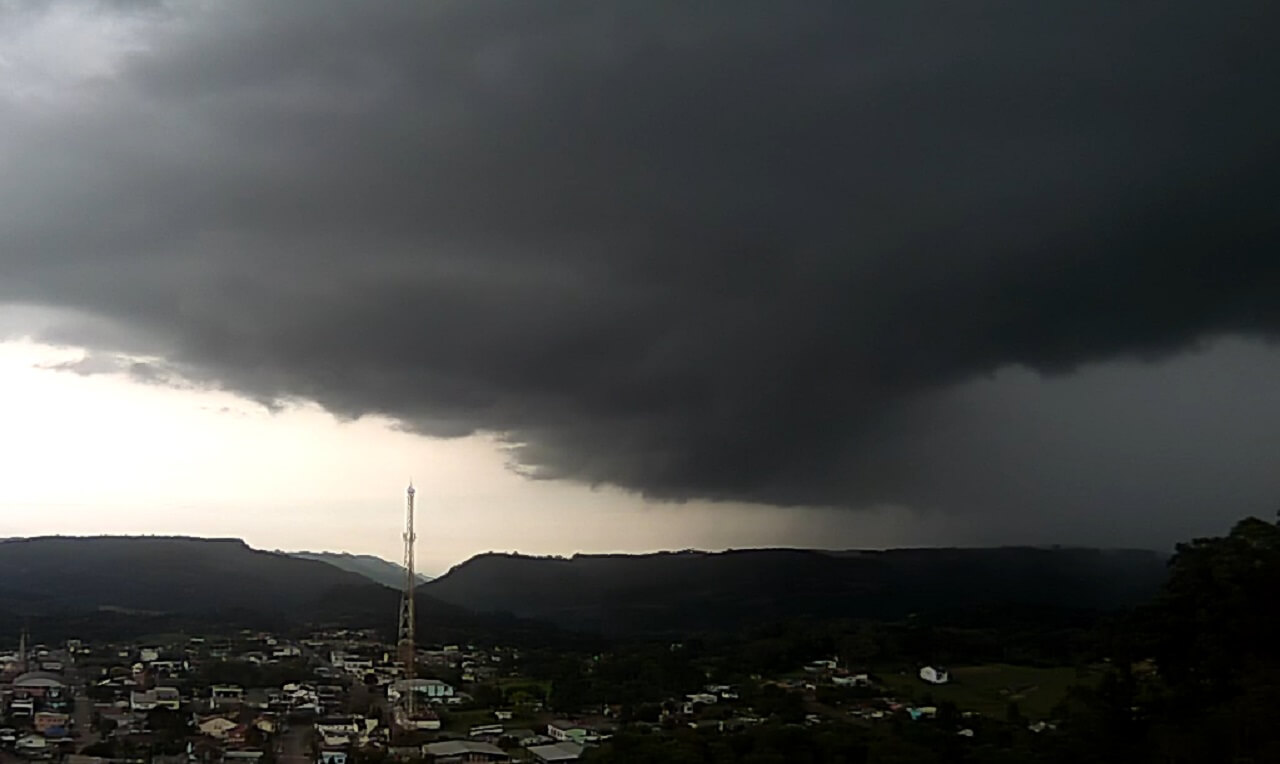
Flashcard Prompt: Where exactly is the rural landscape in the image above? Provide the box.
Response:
[3,1,1278,762]
[0,515,1276,762]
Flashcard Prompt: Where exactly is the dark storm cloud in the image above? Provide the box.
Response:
[2,1,1279,510]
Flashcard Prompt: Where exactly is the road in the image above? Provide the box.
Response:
[277,724,313,764]
[65,651,94,753]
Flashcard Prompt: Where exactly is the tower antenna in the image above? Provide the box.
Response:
[397,481,417,714]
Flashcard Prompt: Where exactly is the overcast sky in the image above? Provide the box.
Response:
[1,1,1277,572]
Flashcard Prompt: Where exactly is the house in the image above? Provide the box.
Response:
[9,696,35,716]
[315,717,361,737]
[12,671,65,698]
[154,686,182,709]
[469,724,504,739]
[706,684,739,700]
[908,706,938,721]
[16,733,49,754]
[130,689,158,712]
[389,678,454,703]
[804,659,838,673]
[526,741,584,763]
[198,716,239,739]
[394,708,441,730]
[211,685,245,707]
[151,660,185,674]
[545,720,608,744]
[34,711,69,733]
[919,666,949,685]
[423,740,509,763]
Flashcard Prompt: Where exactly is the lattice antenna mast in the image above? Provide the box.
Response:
[397,482,417,713]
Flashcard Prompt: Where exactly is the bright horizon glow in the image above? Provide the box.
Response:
[0,338,942,576]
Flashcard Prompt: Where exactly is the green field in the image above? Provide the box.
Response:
[879,664,1090,719]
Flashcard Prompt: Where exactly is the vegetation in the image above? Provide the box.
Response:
[569,515,1280,763]
[879,664,1089,719]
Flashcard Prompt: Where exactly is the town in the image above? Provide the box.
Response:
[0,625,1045,764]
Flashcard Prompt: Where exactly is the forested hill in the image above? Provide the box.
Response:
[424,546,1169,634]
[0,535,570,646]
[0,536,371,615]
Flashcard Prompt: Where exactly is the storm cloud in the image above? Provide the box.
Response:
[2,1,1278,517]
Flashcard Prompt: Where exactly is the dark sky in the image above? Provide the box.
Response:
[2,1,1278,546]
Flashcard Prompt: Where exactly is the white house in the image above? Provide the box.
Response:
[832,673,871,687]
[389,678,454,703]
[919,666,949,685]
[546,720,608,744]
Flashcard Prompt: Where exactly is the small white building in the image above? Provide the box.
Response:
[832,673,871,687]
[919,666,949,685]
[389,677,454,703]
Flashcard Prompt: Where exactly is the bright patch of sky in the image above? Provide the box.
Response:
[0,338,930,574]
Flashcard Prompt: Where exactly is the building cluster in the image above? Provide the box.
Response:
[0,635,75,759]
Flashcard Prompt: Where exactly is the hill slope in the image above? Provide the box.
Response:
[423,546,1170,634]
[0,536,570,646]
[0,536,372,616]
[289,551,431,589]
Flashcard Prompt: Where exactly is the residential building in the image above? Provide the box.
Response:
[527,741,584,763]
[34,711,69,733]
[198,716,239,739]
[12,671,65,697]
[423,740,509,763]
[546,721,608,744]
[211,685,245,707]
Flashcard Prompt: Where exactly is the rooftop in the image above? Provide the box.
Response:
[423,740,506,757]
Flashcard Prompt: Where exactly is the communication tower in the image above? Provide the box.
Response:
[397,482,417,713]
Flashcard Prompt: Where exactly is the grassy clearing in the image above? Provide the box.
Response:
[879,663,1090,719]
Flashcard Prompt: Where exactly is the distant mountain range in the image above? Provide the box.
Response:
[0,536,366,616]
[288,551,432,589]
[0,536,1171,641]
[422,546,1170,634]
[0,536,550,645]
